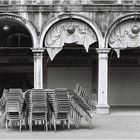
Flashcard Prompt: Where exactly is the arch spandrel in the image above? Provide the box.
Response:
[40,14,104,60]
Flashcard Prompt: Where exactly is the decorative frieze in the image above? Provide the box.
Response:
[0,0,139,5]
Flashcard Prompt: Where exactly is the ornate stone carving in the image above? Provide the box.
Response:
[109,20,140,57]
[67,25,75,34]
[131,25,140,34]
[44,19,97,60]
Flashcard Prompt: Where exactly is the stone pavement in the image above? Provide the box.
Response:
[0,115,140,139]
[1,108,140,139]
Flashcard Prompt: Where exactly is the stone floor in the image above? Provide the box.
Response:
[1,108,140,139]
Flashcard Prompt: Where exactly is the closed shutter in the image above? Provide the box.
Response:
[47,67,92,94]
[109,67,140,106]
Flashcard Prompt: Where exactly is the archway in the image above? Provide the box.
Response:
[106,14,140,110]
[0,14,37,95]
[40,14,103,101]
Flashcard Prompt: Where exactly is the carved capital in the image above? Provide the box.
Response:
[96,48,111,54]
[32,48,44,53]
[96,48,111,59]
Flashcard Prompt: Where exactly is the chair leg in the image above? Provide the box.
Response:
[49,118,52,130]
[54,120,56,132]
[53,115,56,132]
[10,120,12,129]
[20,114,24,131]
[68,119,70,131]
[25,117,27,130]
[60,121,64,129]
[29,117,32,131]
[46,120,48,131]
[24,112,27,130]
[46,113,48,131]
[20,120,22,131]
[30,120,32,131]
[49,112,52,130]
[89,118,93,129]
[6,120,8,130]
[78,116,82,128]
[2,112,6,128]
[25,115,29,130]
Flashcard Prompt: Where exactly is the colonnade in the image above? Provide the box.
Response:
[2,13,137,115]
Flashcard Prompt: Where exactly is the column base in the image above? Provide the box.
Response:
[96,104,110,115]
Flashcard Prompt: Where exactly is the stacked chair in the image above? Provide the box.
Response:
[0,89,8,111]
[69,94,93,129]
[1,86,95,131]
[45,89,55,130]
[5,88,24,131]
[68,83,96,129]
[23,89,31,129]
[51,88,71,131]
[0,89,8,128]
[17,89,31,130]
[29,89,48,131]
[74,83,96,110]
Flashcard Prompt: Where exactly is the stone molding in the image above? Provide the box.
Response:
[0,13,38,49]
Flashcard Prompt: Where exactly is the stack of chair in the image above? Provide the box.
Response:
[29,89,48,131]
[68,84,95,129]
[52,88,71,131]
[45,89,55,130]
[74,83,96,110]
[69,94,93,129]
[46,89,55,110]
[0,89,8,128]
[0,89,8,111]
[5,88,23,131]
[23,89,31,129]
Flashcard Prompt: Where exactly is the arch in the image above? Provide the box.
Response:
[0,13,38,48]
[105,13,140,48]
[39,14,103,49]
[106,13,140,108]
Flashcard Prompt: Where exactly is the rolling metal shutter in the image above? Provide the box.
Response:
[47,67,92,94]
[109,67,140,106]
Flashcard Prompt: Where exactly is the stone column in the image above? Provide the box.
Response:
[96,48,111,114]
[32,49,44,89]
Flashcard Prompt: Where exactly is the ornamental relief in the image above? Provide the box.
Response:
[109,20,140,57]
[44,19,97,60]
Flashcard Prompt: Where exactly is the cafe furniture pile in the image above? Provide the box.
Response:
[0,84,96,131]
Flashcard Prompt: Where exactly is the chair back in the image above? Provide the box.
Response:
[54,88,71,113]
[6,101,20,112]
[30,89,47,113]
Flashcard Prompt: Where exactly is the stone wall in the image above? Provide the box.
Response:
[0,0,140,37]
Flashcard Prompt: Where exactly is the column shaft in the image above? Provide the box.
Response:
[33,49,44,89]
[96,48,110,114]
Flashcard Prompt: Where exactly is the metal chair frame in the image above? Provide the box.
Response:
[51,88,71,131]
[29,89,48,131]
[5,88,24,131]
